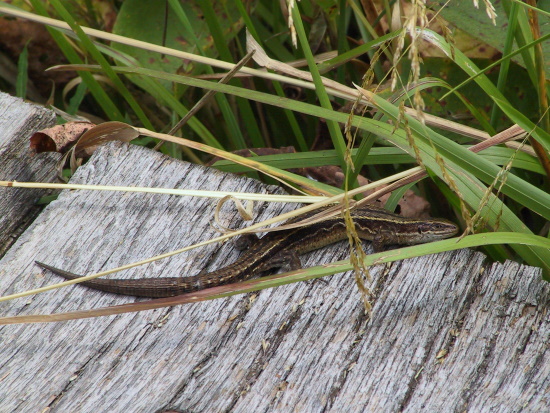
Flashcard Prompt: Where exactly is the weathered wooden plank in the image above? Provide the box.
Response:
[405,261,549,412]
[0,92,57,257]
[0,141,548,413]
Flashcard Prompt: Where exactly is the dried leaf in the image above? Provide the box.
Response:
[30,121,95,155]
[73,121,139,158]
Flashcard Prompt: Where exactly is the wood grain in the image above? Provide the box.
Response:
[0,92,57,257]
[0,128,548,411]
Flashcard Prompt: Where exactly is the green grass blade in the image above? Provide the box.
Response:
[28,0,124,121]
[490,1,519,127]
[245,233,550,292]
[212,146,542,175]
[211,147,414,172]
[2,234,548,324]
[291,3,348,176]
[198,1,263,149]
[15,41,29,98]
[363,90,550,219]
[360,91,550,272]
[501,0,537,85]
[67,64,550,219]
[48,0,154,130]
[425,28,550,152]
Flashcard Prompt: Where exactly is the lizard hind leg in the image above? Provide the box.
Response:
[256,250,302,275]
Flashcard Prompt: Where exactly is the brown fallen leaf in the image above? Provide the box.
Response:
[31,121,139,179]
[71,121,139,158]
[30,121,96,155]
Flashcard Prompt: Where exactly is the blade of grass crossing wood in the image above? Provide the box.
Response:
[429,169,512,263]
[1,233,548,324]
